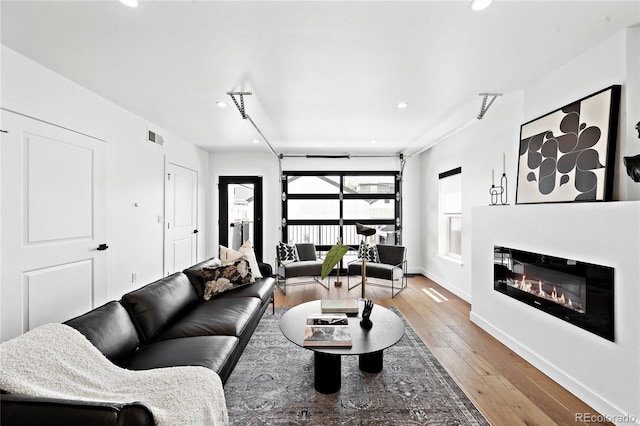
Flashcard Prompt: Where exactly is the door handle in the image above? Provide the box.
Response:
[97,243,109,251]
[193,229,199,234]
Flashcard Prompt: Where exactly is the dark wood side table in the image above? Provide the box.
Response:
[279,300,404,394]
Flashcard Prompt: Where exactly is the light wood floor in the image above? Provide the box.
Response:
[274,275,613,426]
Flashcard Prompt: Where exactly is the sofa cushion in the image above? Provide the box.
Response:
[121,272,199,343]
[219,244,244,263]
[154,297,261,341]
[238,240,263,279]
[280,260,323,279]
[183,257,223,297]
[348,262,404,281]
[213,277,275,305]
[201,259,255,300]
[125,335,238,376]
[64,301,139,365]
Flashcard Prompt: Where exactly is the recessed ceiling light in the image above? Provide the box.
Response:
[119,0,138,7]
[371,140,377,144]
[216,101,228,108]
[252,139,260,144]
[396,102,408,109]
[470,0,492,11]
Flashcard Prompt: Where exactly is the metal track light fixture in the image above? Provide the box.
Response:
[477,93,501,120]
[404,93,502,160]
[226,90,403,162]
[227,91,279,159]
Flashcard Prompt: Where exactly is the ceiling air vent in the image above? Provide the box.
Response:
[147,128,165,146]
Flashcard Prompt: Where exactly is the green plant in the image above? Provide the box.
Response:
[320,243,349,280]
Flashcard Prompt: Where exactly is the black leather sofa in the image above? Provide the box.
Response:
[0,257,275,426]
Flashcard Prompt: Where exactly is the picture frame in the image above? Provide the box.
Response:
[515,85,621,204]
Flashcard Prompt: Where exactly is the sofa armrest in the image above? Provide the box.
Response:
[258,262,273,277]
[0,394,154,426]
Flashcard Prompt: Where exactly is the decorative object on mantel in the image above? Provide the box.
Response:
[623,120,640,182]
[360,299,374,330]
[490,153,509,205]
[515,85,621,204]
[623,155,640,182]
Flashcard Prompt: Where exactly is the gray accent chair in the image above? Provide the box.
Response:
[348,244,408,298]
[275,243,328,294]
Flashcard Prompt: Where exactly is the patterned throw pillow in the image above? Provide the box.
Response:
[277,241,299,265]
[358,241,379,263]
[201,259,255,300]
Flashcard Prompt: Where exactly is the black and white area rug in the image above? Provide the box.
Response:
[224,308,489,425]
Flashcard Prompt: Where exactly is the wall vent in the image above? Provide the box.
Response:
[147,128,165,146]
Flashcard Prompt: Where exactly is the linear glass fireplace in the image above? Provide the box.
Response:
[494,246,614,341]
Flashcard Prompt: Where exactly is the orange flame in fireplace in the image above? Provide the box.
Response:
[509,275,584,313]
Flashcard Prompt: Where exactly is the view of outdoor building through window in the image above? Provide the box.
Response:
[228,183,254,250]
[282,172,400,267]
[438,168,462,260]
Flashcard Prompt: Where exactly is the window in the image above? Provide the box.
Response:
[282,171,401,267]
[438,168,462,260]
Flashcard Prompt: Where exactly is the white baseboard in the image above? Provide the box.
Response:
[416,268,472,303]
[470,312,640,426]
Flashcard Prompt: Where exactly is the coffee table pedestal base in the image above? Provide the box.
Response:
[314,352,341,394]
[359,350,383,373]
[314,350,385,394]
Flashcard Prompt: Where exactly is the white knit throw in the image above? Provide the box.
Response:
[0,323,228,426]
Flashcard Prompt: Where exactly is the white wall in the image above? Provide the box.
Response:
[418,91,522,301]
[523,28,639,202]
[209,153,422,272]
[415,26,640,420]
[419,27,640,302]
[208,151,280,266]
[471,202,640,424]
[1,46,210,312]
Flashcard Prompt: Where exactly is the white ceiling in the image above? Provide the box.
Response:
[2,1,639,156]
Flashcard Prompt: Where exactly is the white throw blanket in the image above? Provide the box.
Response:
[0,323,228,426]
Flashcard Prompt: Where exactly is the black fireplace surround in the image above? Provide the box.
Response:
[494,246,614,341]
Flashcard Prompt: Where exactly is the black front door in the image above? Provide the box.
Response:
[219,176,263,262]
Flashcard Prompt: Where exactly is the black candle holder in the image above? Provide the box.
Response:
[490,173,508,205]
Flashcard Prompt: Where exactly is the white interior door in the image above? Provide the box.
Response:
[164,162,198,275]
[1,110,108,341]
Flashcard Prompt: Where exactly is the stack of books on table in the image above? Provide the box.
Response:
[303,314,352,347]
[320,298,358,315]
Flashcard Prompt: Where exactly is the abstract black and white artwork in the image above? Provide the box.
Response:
[516,85,620,204]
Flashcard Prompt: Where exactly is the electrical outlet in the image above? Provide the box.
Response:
[131,272,137,283]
